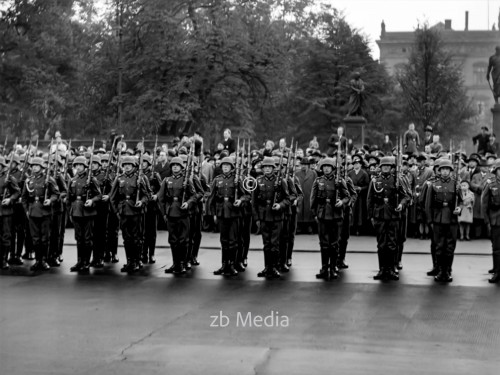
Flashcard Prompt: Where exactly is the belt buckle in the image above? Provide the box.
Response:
[224,197,229,201]
[173,197,179,201]
[266,200,271,205]
[443,202,448,207]
[326,198,331,203]
[125,195,131,200]
[34,197,39,202]
[383,198,389,203]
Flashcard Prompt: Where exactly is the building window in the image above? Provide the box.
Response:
[473,62,487,85]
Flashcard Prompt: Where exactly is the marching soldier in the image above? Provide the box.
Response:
[68,156,102,274]
[425,159,462,282]
[21,157,60,271]
[101,153,120,263]
[89,155,107,268]
[0,156,21,269]
[48,154,67,267]
[109,156,150,273]
[252,157,290,279]
[209,156,250,276]
[8,154,27,265]
[141,154,162,264]
[480,161,500,283]
[367,156,409,281]
[310,158,350,280]
[157,156,197,275]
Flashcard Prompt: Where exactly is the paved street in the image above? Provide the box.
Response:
[1,231,500,375]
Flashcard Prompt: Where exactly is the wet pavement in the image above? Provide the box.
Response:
[1,231,500,374]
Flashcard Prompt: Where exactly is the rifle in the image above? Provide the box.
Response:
[235,138,241,200]
[22,139,32,173]
[335,149,340,204]
[151,134,158,180]
[285,138,294,181]
[455,142,463,207]
[62,139,72,182]
[291,141,298,179]
[86,138,95,200]
[33,139,39,157]
[181,142,195,205]
[198,139,204,178]
[44,139,54,201]
[272,146,284,205]
[344,139,349,180]
[395,136,402,205]
[135,137,145,203]
[2,135,7,156]
[3,137,17,200]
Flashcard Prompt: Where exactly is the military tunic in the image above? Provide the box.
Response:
[0,170,21,266]
[481,178,500,275]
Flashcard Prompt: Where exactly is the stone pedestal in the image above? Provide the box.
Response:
[343,116,366,148]
[492,104,500,138]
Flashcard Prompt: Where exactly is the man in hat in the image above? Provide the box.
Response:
[481,160,500,283]
[158,157,197,275]
[155,150,171,180]
[423,125,433,147]
[349,154,370,235]
[367,156,410,281]
[109,155,150,273]
[0,156,21,269]
[473,126,491,155]
[21,157,60,271]
[296,157,317,234]
[425,159,462,282]
[486,133,499,155]
[252,157,290,278]
[470,158,493,238]
[67,156,102,274]
[209,156,250,276]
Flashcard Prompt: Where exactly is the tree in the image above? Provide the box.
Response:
[395,24,477,140]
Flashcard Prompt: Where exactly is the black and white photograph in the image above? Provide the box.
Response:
[1,0,500,374]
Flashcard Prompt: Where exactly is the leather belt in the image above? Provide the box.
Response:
[442,202,449,207]
[34,197,40,202]
[326,198,331,203]
[125,195,131,199]
[76,196,82,200]
[266,200,272,205]
[224,197,229,201]
[173,197,179,201]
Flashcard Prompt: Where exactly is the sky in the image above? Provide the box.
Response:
[328,0,500,59]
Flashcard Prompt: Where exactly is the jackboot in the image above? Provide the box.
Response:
[223,261,238,276]
[316,265,330,279]
[488,253,500,283]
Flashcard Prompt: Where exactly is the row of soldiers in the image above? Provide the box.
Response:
[1,136,500,284]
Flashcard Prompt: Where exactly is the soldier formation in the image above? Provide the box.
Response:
[1,128,500,284]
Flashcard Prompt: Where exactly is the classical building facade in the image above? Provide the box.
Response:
[377,15,500,113]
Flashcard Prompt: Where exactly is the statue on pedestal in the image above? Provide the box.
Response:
[346,72,366,117]
[486,46,500,104]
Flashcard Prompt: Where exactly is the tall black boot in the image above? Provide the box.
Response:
[373,252,385,280]
[316,247,329,279]
[489,253,500,283]
[267,251,280,279]
[329,247,339,279]
[427,248,439,276]
[257,251,270,277]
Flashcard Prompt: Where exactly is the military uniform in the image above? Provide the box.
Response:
[157,157,197,275]
[68,156,102,274]
[338,173,357,269]
[209,157,250,276]
[367,157,409,281]
[278,168,298,273]
[8,156,27,265]
[237,166,255,268]
[310,158,350,279]
[425,160,461,282]
[187,170,208,267]
[21,158,60,271]
[142,156,162,264]
[48,158,67,267]
[252,157,290,278]
[109,156,150,273]
[90,156,107,267]
[0,157,21,269]
[480,162,500,283]
[101,154,119,263]
[286,174,303,268]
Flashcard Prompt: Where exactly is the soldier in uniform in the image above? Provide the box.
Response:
[109,156,150,273]
[0,156,21,269]
[21,157,60,271]
[188,159,209,267]
[286,159,303,268]
[338,155,357,270]
[8,154,27,265]
[425,159,462,282]
[101,153,119,263]
[48,154,67,267]
[141,154,162,264]
[480,161,500,283]
[89,155,107,268]
[367,156,409,281]
[157,156,197,275]
[252,157,290,279]
[310,158,350,279]
[209,156,250,276]
[68,156,102,274]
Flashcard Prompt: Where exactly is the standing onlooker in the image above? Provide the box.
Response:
[154,151,170,180]
[485,133,500,155]
[381,134,393,155]
[403,123,420,154]
[295,158,317,234]
[472,126,491,155]
[327,126,347,156]
[429,135,443,154]
[222,128,236,155]
[423,125,433,147]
